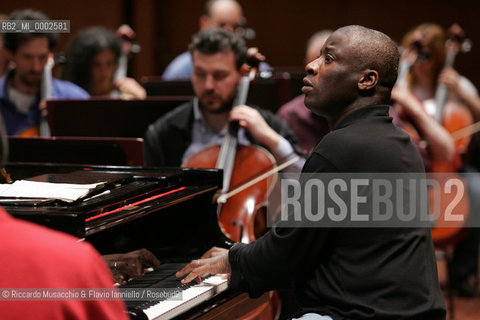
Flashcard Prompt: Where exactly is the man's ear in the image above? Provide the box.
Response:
[358,69,379,91]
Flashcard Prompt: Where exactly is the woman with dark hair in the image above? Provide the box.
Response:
[63,26,146,99]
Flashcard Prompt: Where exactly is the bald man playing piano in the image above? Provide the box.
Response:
[176,25,446,320]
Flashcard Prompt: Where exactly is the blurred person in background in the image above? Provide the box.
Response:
[63,26,146,99]
[162,0,269,80]
[0,9,88,136]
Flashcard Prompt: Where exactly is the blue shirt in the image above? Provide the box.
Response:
[162,51,272,80]
[162,51,193,80]
[0,70,89,135]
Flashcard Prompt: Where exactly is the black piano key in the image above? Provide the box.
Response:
[121,263,188,288]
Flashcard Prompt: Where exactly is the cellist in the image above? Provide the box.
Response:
[392,23,480,297]
[145,26,305,320]
[144,28,304,172]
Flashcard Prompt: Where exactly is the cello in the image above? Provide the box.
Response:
[182,48,281,243]
[182,48,288,320]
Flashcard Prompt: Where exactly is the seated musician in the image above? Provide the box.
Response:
[63,26,146,99]
[393,23,480,297]
[0,9,89,136]
[277,30,332,154]
[144,28,304,172]
[162,0,270,80]
[176,25,447,320]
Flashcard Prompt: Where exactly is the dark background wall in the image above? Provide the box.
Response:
[2,0,479,88]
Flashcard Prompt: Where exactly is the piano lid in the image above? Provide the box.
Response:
[3,166,225,244]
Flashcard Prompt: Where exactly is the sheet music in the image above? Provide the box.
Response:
[0,180,105,203]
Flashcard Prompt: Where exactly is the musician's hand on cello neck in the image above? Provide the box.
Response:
[230,105,280,152]
[439,67,461,92]
[229,45,281,153]
[115,24,136,52]
[103,248,161,285]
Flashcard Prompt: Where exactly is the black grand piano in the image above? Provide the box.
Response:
[2,164,274,320]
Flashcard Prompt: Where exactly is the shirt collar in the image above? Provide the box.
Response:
[193,97,227,136]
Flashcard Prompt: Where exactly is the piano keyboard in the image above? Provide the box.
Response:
[122,263,229,320]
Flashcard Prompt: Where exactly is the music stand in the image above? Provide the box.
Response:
[8,136,145,166]
[142,77,194,96]
[46,97,190,138]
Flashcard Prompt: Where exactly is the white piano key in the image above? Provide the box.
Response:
[143,275,228,320]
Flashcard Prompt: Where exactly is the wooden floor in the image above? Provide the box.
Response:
[437,252,480,320]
